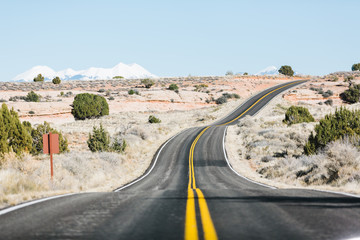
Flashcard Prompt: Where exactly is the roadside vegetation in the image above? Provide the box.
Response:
[304,108,360,155]
[226,97,360,194]
[283,106,314,125]
[341,84,360,103]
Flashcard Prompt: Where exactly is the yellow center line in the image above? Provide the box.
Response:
[185,189,198,240]
[218,80,306,126]
[186,126,217,240]
[188,127,210,190]
[185,80,305,240]
[196,188,218,240]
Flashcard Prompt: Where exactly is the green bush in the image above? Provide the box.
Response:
[71,93,109,120]
[278,65,294,76]
[111,137,127,153]
[87,124,110,152]
[24,91,40,102]
[352,63,360,71]
[52,76,61,84]
[141,78,155,88]
[243,72,248,76]
[28,121,68,155]
[128,89,135,95]
[341,84,360,103]
[87,124,126,152]
[113,76,124,79]
[148,115,161,123]
[304,108,360,155]
[0,104,32,154]
[168,84,179,91]
[283,106,314,125]
[33,74,44,82]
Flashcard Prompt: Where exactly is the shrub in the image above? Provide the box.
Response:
[128,89,135,95]
[33,74,44,82]
[168,84,179,91]
[87,124,110,152]
[28,111,35,114]
[98,89,106,93]
[141,78,155,88]
[243,72,248,76]
[24,91,40,102]
[278,65,294,76]
[283,106,314,125]
[71,93,109,120]
[0,104,32,154]
[344,76,354,82]
[340,84,360,103]
[352,63,360,71]
[194,84,208,92]
[225,71,233,76]
[231,93,240,99]
[111,137,127,153]
[215,96,227,104]
[87,124,126,152]
[324,99,333,106]
[113,76,124,79]
[108,96,115,101]
[322,90,333,98]
[148,115,161,123]
[28,121,68,155]
[304,108,360,155]
[52,76,61,84]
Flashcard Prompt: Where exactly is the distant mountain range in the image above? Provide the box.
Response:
[255,66,300,76]
[255,66,279,75]
[13,63,157,82]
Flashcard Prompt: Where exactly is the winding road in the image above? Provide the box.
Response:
[1,80,360,240]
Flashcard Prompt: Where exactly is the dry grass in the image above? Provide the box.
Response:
[0,96,246,209]
[226,93,360,194]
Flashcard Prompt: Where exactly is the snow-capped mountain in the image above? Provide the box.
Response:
[255,66,301,76]
[13,63,157,82]
[255,66,279,76]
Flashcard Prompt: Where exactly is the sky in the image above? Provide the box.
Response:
[0,0,359,81]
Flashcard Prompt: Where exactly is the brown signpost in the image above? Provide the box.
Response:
[43,132,59,179]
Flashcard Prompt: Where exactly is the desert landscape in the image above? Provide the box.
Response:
[226,72,360,194]
[0,75,301,208]
[1,72,360,208]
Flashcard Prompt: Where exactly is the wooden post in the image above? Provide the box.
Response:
[49,132,54,179]
[43,132,59,180]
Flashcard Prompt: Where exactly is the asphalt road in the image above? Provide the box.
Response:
[1,80,360,240]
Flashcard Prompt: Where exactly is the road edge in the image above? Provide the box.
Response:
[113,129,188,192]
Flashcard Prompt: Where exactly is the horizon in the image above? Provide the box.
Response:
[0,0,359,81]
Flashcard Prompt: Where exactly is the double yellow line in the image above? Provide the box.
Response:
[185,126,218,240]
[184,80,306,240]
[218,80,306,126]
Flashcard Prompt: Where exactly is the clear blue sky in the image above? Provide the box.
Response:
[0,0,359,81]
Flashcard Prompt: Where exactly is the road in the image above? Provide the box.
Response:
[1,80,360,240]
